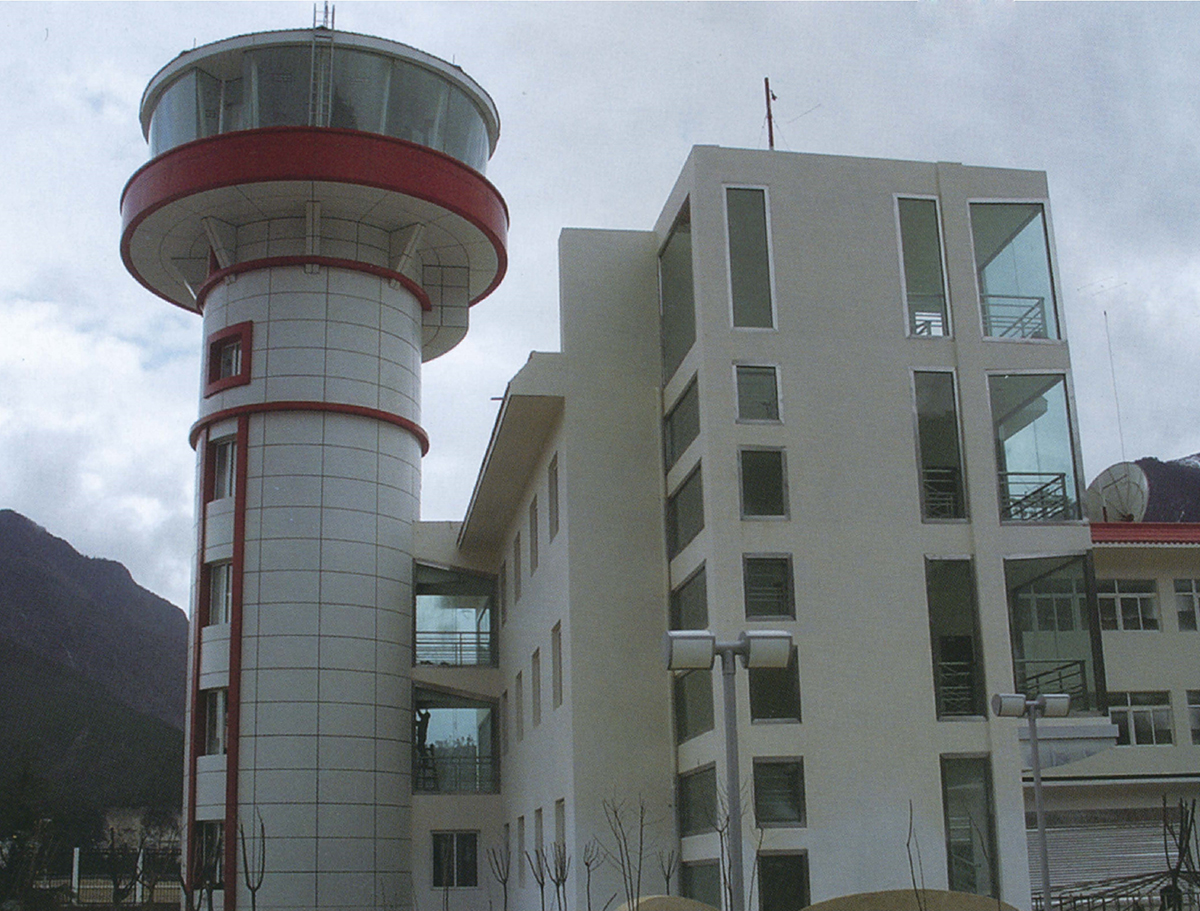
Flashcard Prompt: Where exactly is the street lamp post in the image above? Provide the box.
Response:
[666,629,793,911]
[992,692,1071,911]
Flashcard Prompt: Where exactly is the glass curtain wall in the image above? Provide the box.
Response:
[414,563,496,666]
[971,203,1059,340]
[413,688,498,793]
[989,374,1080,520]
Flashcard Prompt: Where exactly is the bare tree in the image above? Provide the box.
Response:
[1161,796,1198,911]
[657,848,678,897]
[240,809,267,911]
[103,827,139,906]
[487,841,513,911]
[527,848,549,911]
[582,839,604,911]
[601,799,646,911]
[549,842,571,911]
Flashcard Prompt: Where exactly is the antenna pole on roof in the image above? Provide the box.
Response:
[764,77,777,150]
[314,2,335,29]
[1104,309,1128,464]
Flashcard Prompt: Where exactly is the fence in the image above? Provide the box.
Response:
[34,845,181,907]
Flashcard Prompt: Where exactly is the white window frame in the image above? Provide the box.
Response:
[734,363,782,423]
[894,194,952,338]
[208,561,233,626]
[1175,579,1199,631]
[723,184,778,331]
[1097,579,1160,631]
[1108,691,1173,745]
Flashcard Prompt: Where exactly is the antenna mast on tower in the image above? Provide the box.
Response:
[764,77,777,150]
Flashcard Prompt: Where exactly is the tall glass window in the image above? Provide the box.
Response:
[727,188,773,328]
[663,378,700,472]
[898,198,949,337]
[677,766,717,836]
[413,687,497,793]
[670,565,708,630]
[749,648,801,722]
[971,203,1059,340]
[673,669,714,744]
[914,372,967,520]
[989,374,1079,520]
[925,560,985,717]
[1005,555,1104,711]
[660,205,696,383]
[940,756,998,897]
[414,563,496,666]
[667,465,704,558]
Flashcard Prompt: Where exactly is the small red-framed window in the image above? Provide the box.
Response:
[205,322,253,397]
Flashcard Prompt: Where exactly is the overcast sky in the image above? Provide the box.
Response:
[2,1,1197,610]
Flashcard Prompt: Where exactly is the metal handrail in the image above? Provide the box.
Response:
[415,630,495,666]
[982,294,1049,339]
[923,467,964,518]
[1000,471,1071,521]
[413,749,499,793]
[1015,658,1089,707]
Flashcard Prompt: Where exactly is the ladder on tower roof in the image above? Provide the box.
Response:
[309,4,335,127]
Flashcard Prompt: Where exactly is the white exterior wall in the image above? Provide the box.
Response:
[195,264,422,910]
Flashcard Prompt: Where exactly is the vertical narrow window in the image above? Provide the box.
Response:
[660,203,695,383]
[498,562,507,626]
[736,365,780,421]
[666,465,704,557]
[940,756,998,897]
[548,455,560,541]
[207,561,233,626]
[971,202,1059,340]
[670,565,708,630]
[926,560,985,717]
[743,556,794,618]
[739,448,788,518]
[914,372,967,520]
[663,378,700,472]
[898,198,949,337]
[513,534,522,602]
[500,690,509,755]
[209,438,237,502]
[1005,555,1103,711]
[749,648,801,722]
[514,672,524,741]
[554,799,566,848]
[196,822,225,889]
[990,374,1080,520]
[203,688,228,755]
[551,622,563,709]
[753,759,806,827]
[432,832,478,888]
[673,668,714,743]
[727,187,773,328]
[534,808,543,860]
[517,817,526,887]
[529,497,539,574]
[677,766,717,836]
[531,649,541,728]
[758,854,810,911]
[1175,579,1199,631]
[1188,690,1200,745]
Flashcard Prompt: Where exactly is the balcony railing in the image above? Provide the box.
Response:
[981,294,1049,339]
[923,467,964,519]
[936,660,980,716]
[413,749,499,793]
[415,630,495,667]
[909,293,947,337]
[999,471,1071,521]
[1015,658,1090,709]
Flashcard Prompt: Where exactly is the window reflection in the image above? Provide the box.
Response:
[989,374,1079,521]
[971,203,1059,340]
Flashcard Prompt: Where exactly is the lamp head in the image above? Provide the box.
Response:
[741,630,793,668]
[664,630,716,670]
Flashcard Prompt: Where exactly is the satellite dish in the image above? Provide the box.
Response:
[1084,461,1149,522]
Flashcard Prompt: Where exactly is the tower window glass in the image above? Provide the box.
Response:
[726,188,773,328]
[971,202,1059,340]
[743,556,794,619]
[914,372,967,520]
[670,565,708,630]
[666,465,704,557]
[749,648,801,722]
[677,766,717,836]
[898,197,949,337]
[753,759,806,826]
[925,560,985,717]
[673,669,714,744]
[740,449,788,518]
[941,756,998,897]
[663,378,700,471]
[736,366,780,421]
[660,204,695,383]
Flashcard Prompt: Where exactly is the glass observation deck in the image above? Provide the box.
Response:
[140,28,499,173]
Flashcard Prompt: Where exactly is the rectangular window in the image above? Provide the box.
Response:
[207,561,233,626]
[660,203,696,383]
[726,187,773,328]
[740,448,787,518]
[1097,579,1159,631]
[498,562,507,626]
[667,465,704,557]
[554,799,566,847]
[743,556,794,618]
[517,816,526,887]
[914,372,966,520]
[514,672,524,741]
[412,687,498,794]
[196,821,224,889]
[670,565,708,630]
[529,498,539,574]
[926,560,985,717]
[432,832,478,888]
[759,854,810,911]
[753,759,806,827]
[513,534,522,602]
[990,374,1079,520]
[548,455,560,541]
[749,647,801,722]
[500,690,508,755]
[898,197,949,337]
[414,562,496,667]
[680,861,721,909]
[673,668,714,744]
[205,321,253,396]
[941,756,998,897]
[736,366,780,421]
[531,649,541,728]
[1108,691,1173,745]
[204,688,228,755]
[1175,579,1199,631]
[551,622,563,709]
[209,438,237,502]
[1188,690,1200,745]
[678,765,717,836]
[971,202,1059,340]
[1005,555,1103,711]
[663,378,700,472]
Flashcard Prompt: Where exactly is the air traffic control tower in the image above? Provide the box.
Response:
[121,23,506,911]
